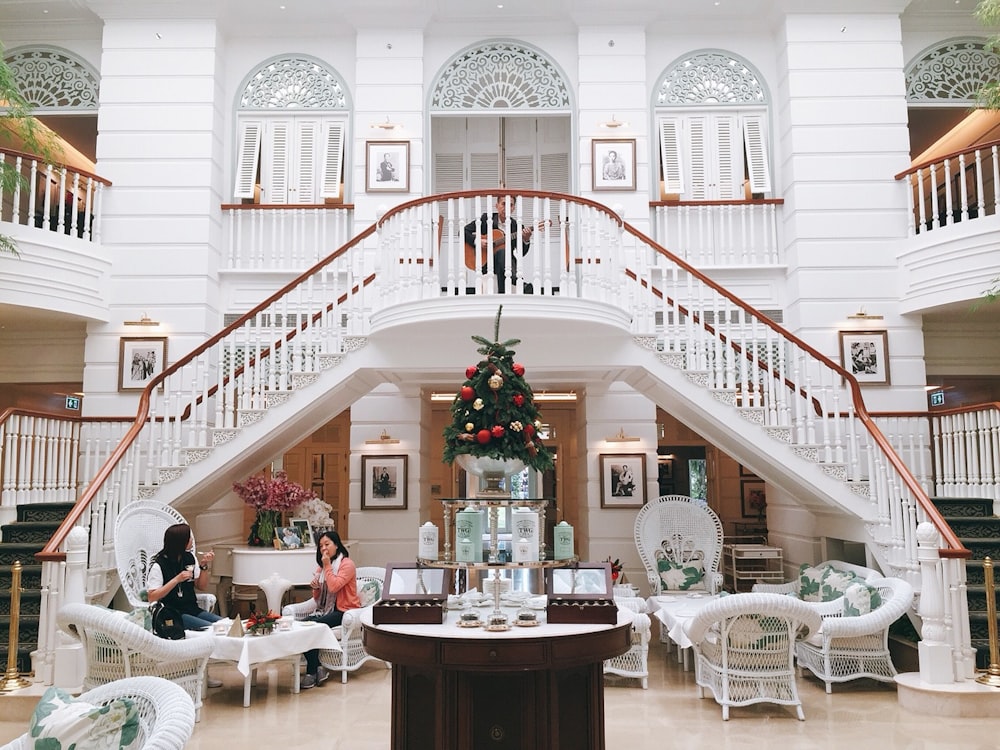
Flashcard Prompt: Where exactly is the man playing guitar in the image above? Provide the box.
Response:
[463,195,543,293]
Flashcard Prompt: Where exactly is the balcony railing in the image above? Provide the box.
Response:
[0,148,108,242]
[221,203,354,270]
[649,199,783,266]
[896,140,1000,236]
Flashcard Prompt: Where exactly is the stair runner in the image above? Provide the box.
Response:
[931,497,1000,670]
[0,502,75,674]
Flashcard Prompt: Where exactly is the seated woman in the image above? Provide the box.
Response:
[300,530,360,689]
[145,523,221,630]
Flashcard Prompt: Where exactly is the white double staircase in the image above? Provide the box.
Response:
[2,190,978,685]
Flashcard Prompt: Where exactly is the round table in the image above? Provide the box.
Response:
[361,608,631,750]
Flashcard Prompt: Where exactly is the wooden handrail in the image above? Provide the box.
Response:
[894,137,1000,181]
[0,146,112,186]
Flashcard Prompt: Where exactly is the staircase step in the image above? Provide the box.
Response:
[0,544,44,566]
[959,539,1000,560]
[946,518,1000,538]
[929,497,993,518]
[0,645,36,674]
[16,502,76,524]
[2,521,62,545]
[0,590,41,616]
[0,564,42,591]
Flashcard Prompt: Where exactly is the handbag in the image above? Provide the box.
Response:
[150,602,186,640]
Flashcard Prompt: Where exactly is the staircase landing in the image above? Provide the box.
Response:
[896,673,1000,717]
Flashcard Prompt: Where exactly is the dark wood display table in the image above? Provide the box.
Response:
[362,609,632,750]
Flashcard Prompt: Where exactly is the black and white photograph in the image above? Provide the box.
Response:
[592,138,636,191]
[362,454,408,509]
[365,141,410,192]
[118,337,168,391]
[838,330,890,385]
[600,453,647,508]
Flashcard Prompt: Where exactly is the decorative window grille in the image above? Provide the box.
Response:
[3,46,99,110]
[905,37,1000,103]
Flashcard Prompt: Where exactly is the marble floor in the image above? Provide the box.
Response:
[2,638,999,750]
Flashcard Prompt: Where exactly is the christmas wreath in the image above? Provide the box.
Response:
[442,307,554,473]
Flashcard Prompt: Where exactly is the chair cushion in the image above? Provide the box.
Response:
[657,558,705,591]
[797,564,828,601]
[30,687,140,750]
[358,579,382,608]
[842,582,883,616]
[798,565,857,602]
[819,568,858,602]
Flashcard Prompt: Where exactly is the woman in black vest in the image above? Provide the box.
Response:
[146,523,221,630]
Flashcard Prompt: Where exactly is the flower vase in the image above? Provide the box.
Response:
[248,509,282,547]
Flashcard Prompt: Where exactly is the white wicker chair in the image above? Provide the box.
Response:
[0,676,196,750]
[751,559,882,597]
[113,500,217,614]
[684,592,822,721]
[57,603,215,722]
[603,596,651,689]
[282,565,389,683]
[795,576,914,693]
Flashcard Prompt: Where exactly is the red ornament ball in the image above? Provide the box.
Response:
[513,363,525,376]
[465,366,478,379]
[491,425,505,438]
[460,386,475,401]
[524,423,536,437]
[512,393,525,407]
[476,429,492,444]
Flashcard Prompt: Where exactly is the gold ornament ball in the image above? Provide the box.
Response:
[465,422,474,431]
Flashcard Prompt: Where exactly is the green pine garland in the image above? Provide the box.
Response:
[442,307,554,472]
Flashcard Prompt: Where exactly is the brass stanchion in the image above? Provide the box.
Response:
[976,557,1000,687]
[0,560,31,692]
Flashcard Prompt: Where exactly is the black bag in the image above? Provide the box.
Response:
[150,602,186,640]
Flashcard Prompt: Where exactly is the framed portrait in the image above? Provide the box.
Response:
[275,526,304,550]
[599,453,647,508]
[838,330,890,385]
[592,138,636,191]
[362,454,408,509]
[118,337,168,392]
[289,518,314,547]
[741,480,767,519]
[365,140,410,193]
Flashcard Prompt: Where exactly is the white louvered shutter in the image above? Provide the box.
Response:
[742,113,771,194]
[293,120,319,204]
[469,118,501,189]
[234,119,263,199]
[686,116,709,200]
[432,118,467,194]
[714,114,741,199]
[538,117,570,195]
[658,116,684,194]
[261,120,291,204]
[320,120,345,199]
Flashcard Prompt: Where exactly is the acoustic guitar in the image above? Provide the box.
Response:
[464,220,550,271]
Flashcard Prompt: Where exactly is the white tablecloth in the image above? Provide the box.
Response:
[646,594,721,669]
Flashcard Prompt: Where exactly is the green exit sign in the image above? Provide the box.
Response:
[929,391,945,407]
[65,396,81,410]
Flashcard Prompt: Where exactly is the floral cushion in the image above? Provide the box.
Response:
[798,565,857,602]
[657,558,705,591]
[30,687,140,750]
[124,608,151,632]
[358,579,382,608]
[797,564,828,602]
[842,581,883,616]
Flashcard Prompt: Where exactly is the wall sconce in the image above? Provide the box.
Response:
[124,313,160,327]
[599,114,628,129]
[365,429,400,445]
[847,309,883,321]
[606,427,639,443]
[371,116,401,131]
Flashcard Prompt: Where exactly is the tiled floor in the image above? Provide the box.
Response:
[2,638,999,749]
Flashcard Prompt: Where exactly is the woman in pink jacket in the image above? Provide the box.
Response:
[301,530,361,688]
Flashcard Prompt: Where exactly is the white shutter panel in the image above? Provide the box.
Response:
[295,120,319,204]
[687,116,709,200]
[714,114,741,199]
[538,117,570,194]
[233,119,263,199]
[743,113,771,194]
[261,119,291,204]
[658,116,684,194]
[320,120,345,199]
[503,118,535,191]
[432,118,468,193]
[469,118,501,189]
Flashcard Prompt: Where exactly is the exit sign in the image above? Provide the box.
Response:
[65,396,81,410]
[929,391,945,407]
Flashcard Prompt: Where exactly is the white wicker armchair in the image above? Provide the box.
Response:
[57,603,215,722]
[795,576,914,693]
[634,496,725,598]
[603,596,651,689]
[113,500,217,614]
[0,676,196,750]
[751,559,882,598]
[282,565,389,683]
[684,593,822,721]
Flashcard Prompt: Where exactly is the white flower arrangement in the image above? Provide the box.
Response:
[294,496,336,528]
